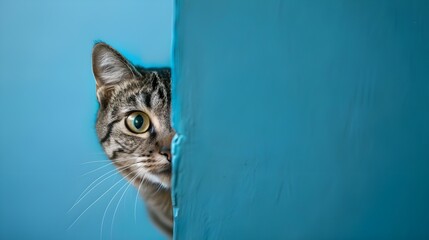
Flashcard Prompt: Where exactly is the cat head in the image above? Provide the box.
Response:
[92,42,173,188]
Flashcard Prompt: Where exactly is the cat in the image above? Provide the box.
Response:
[92,42,174,237]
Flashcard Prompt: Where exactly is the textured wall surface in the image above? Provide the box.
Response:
[0,0,172,239]
[172,1,429,239]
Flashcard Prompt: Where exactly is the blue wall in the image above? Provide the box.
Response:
[0,0,172,239]
[172,0,429,239]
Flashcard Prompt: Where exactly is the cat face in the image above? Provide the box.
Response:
[92,43,173,188]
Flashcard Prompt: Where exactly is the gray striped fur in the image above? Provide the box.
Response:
[92,42,173,237]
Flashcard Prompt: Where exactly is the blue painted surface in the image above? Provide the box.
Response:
[172,0,429,239]
[0,0,172,239]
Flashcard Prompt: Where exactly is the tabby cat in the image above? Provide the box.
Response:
[92,42,173,237]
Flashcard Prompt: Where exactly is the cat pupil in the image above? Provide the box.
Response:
[134,115,144,129]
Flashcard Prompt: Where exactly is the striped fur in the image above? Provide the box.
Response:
[92,42,174,237]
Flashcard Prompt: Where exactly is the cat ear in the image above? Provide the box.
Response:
[92,42,141,103]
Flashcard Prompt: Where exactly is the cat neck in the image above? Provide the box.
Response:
[139,180,173,236]
[139,180,172,214]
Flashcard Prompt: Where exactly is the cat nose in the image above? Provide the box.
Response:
[159,146,171,162]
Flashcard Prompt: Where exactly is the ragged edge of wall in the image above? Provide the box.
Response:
[171,0,182,239]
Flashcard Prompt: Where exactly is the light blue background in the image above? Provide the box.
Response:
[0,0,172,239]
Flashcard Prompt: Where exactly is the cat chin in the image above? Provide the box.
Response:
[143,172,171,189]
[127,163,171,189]
[155,175,171,189]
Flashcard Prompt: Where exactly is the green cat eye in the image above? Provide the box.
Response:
[125,111,151,133]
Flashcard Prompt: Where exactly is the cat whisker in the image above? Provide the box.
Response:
[100,180,128,240]
[75,166,127,202]
[80,162,115,176]
[67,170,136,230]
[79,158,132,167]
[79,158,132,169]
[110,172,140,238]
[69,165,132,213]
[154,181,164,195]
[134,176,146,222]
[80,160,111,165]
[100,173,139,240]
[135,157,152,163]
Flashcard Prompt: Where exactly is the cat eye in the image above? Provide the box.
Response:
[125,111,151,134]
